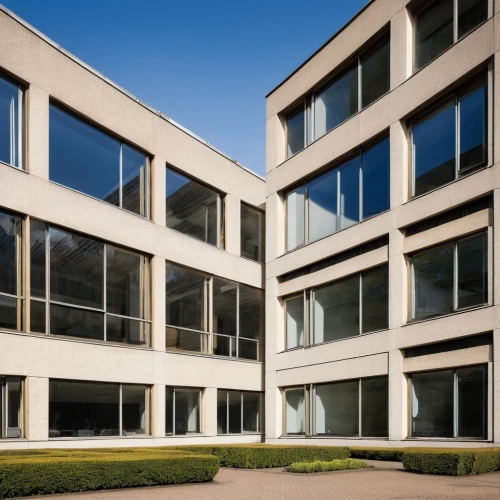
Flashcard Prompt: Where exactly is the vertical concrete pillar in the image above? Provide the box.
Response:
[151,256,166,352]
[26,376,48,441]
[390,120,408,209]
[27,85,49,179]
[388,350,407,440]
[151,156,166,226]
[265,386,282,440]
[266,105,285,174]
[203,387,218,436]
[266,192,284,263]
[224,194,241,256]
[152,384,165,438]
[390,8,412,90]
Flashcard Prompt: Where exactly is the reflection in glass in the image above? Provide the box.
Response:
[239,284,262,340]
[30,300,46,334]
[30,220,46,299]
[286,186,305,251]
[287,107,305,157]
[458,0,487,39]
[0,210,19,296]
[339,157,360,230]
[1,377,23,438]
[174,389,200,435]
[361,377,388,437]
[415,0,454,69]
[0,74,21,168]
[285,388,305,435]
[457,234,487,309]
[308,170,337,243]
[121,144,148,216]
[106,315,149,346]
[243,392,260,432]
[313,275,359,344]
[459,85,487,171]
[314,65,358,139]
[217,390,228,434]
[238,338,258,360]
[166,168,221,246]
[413,242,454,319]
[0,295,17,330]
[413,103,456,196]
[285,295,304,349]
[229,391,242,434]
[122,384,148,435]
[315,381,359,436]
[50,303,104,340]
[361,35,390,108]
[362,266,388,333]
[362,138,390,219]
[165,388,174,434]
[213,277,237,336]
[165,327,205,353]
[241,204,264,262]
[457,367,485,437]
[213,334,235,357]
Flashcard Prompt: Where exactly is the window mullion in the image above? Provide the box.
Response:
[453,241,458,311]
[359,150,363,221]
[455,96,460,177]
[45,224,50,335]
[236,284,240,359]
[359,273,363,335]
[358,379,362,438]
[304,183,309,246]
[337,170,341,232]
[226,391,229,434]
[357,56,362,112]
[453,370,458,438]
[241,392,244,434]
[103,245,107,342]
[453,0,458,42]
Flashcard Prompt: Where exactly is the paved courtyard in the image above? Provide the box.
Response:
[32,462,500,500]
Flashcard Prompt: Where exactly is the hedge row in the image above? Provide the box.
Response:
[175,444,349,468]
[287,458,368,473]
[349,447,405,462]
[0,448,218,498]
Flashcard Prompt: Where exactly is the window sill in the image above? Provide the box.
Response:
[404,303,491,327]
[404,437,490,443]
[48,435,153,441]
[280,435,388,440]
[165,434,204,438]
[165,348,262,364]
[217,433,263,436]
[0,159,23,171]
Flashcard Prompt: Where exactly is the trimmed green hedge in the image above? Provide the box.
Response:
[175,444,349,469]
[349,447,405,462]
[287,458,368,473]
[0,448,218,498]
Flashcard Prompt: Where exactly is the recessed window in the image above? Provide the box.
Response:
[0,73,23,169]
[49,380,150,438]
[30,223,151,346]
[411,80,487,196]
[285,295,305,350]
[411,232,487,321]
[49,104,149,217]
[286,136,389,252]
[285,31,389,157]
[240,203,265,263]
[166,167,224,248]
[0,376,23,438]
[217,390,263,434]
[409,366,486,438]
[284,388,306,435]
[414,0,488,70]
[0,209,23,332]
[165,387,201,435]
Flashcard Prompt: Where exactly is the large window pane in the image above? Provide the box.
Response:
[361,377,388,437]
[50,304,104,340]
[285,388,305,435]
[411,370,454,437]
[166,167,221,246]
[459,85,487,171]
[50,227,104,309]
[165,388,174,434]
[0,211,20,296]
[165,263,207,331]
[243,392,260,433]
[308,170,337,243]
[229,391,242,433]
[0,74,21,168]
[106,316,149,346]
[287,107,305,157]
[458,0,487,39]
[362,138,390,219]
[175,389,200,435]
[286,186,305,251]
[315,381,359,436]
[122,385,148,435]
[30,220,46,299]
[238,339,258,361]
[217,390,228,434]
[457,367,485,437]
[1,377,23,438]
[121,144,147,217]
[314,65,358,139]
[313,275,359,344]
[0,296,17,330]
[49,105,121,207]
[166,327,206,353]
[415,0,454,69]
[30,300,46,333]
[239,284,262,341]
[213,277,237,336]
[339,157,360,230]
[362,266,388,333]
[413,243,454,319]
[285,295,304,349]
[213,334,235,357]
[49,380,119,438]
[457,234,487,309]
[413,103,456,196]
[361,35,390,108]
[241,204,264,262]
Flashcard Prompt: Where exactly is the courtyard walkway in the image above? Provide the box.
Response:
[28,462,500,500]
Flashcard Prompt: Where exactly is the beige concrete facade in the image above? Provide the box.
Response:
[266,0,500,447]
[0,6,265,449]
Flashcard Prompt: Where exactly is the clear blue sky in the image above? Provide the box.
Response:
[4,0,367,176]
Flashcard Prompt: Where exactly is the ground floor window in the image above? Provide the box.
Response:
[410,365,486,439]
[284,376,388,437]
[49,380,150,438]
[0,376,23,438]
[217,390,263,434]
[165,387,201,435]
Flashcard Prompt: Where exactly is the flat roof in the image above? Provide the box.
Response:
[0,4,264,182]
[266,0,374,98]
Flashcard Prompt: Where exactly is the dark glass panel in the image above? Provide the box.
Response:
[121,144,147,216]
[362,266,389,333]
[30,300,46,333]
[106,316,149,346]
[217,390,228,434]
[174,390,200,435]
[457,366,485,438]
[287,107,305,157]
[30,220,46,299]
[241,204,264,262]
[457,234,487,309]
[165,388,174,434]
[361,377,388,437]
[308,169,337,243]
[458,0,488,39]
[287,186,305,251]
[361,35,390,108]
[228,391,242,434]
[239,284,262,341]
[212,277,237,336]
[122,384,148,435]
[50,303,104,340]
[238,339,258,361]
[362,137,390,219]
[242,392,260,433]
[165,326,205,353]
[0,295,17,330]
[339,157,360,230]
[0,211,19,296]
[0,74,20,167]
[213,334,235,357]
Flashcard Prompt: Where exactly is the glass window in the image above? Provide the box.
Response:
[285,388,306,435]
[287,107,305,157]
[228,391,242,434]
[217,390,228,434]
[315,380,359,436]
[239,284,262,361]
[285,295,304,349]
[217,390,262,434]
[457,234,487,308]
[362,138,390,219]
[286,186,305,251]
[0,377,23,438]
[49,380,149,438]
[242,392,261,433]
[241,204,264,262]
[0,210,22,331]
[213,277,237,356]
[339,157,360,230]
[410,367,485,438]
[458,0,488,39]
[165,387,201,435]
[0,74,22,169]
[361,377,388,437]
[166,167,223,247]
[362,266,389,333]
[314,65,358,140]
[361,35,390,108]
[49,104,148,217]
[308,169,338,244]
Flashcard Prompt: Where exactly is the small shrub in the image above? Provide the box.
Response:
[287,458,368,473]
[471,449,500,474]
[402,450,475,476]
